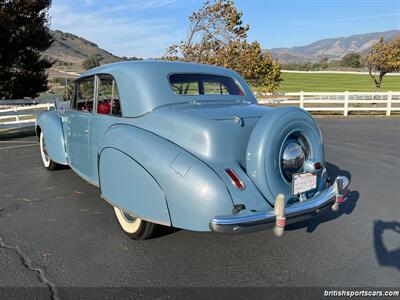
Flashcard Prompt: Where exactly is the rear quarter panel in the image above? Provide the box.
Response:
[98,124,234,231]
[100,147,170,225]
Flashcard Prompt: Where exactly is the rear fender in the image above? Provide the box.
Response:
[36,111,67,165]
[99,147,171,226]
[98,124,234,231]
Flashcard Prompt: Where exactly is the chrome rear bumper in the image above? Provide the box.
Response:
[210,175,349,234]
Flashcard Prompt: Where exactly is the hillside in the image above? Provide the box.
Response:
[45,30,121,72]
[47,29,400,69]
[267,29,400,63]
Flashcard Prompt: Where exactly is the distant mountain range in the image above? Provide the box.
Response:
[44,30,120,70]
[45,29,400,71]
[266,30,400,64]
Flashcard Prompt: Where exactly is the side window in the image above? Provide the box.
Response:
[169,74,244,96]
[171,81,200,95]
[203,81,230,95]
[75,77,95,112]
[97,75,121,117]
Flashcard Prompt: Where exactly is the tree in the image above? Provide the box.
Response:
[62,82,74,101]
[82,54,103,70]
[164,0,281,91]
[366,36,400,90]
[340,52,363,68]
[120,56,143,61]
[0,0,54,99]
[318,57,329,70]
[227,41,281,89]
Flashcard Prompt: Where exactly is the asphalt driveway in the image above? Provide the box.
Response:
[0,118,399,299]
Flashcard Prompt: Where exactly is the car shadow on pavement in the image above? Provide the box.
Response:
[286,161,359,233]
[0,127,36,140]
[373,220,400,271]
[151,225,182,239]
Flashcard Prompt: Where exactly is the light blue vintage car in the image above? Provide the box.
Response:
[36,61,349,240]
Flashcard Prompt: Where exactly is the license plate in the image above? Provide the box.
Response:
[292,172,317,195]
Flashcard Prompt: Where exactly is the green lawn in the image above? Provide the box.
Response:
[254,72,400,93]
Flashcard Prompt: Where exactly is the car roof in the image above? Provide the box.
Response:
[79,60,256,117]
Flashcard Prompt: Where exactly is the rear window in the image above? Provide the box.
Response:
[169,74,244,96]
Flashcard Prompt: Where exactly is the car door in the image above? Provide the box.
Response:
[88,74,123,183]
[65,76,95,182]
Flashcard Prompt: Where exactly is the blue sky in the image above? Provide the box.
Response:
[49,0,400,58]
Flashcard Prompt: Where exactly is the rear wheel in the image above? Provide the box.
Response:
[39,132,61,170]
[113,207,158,240]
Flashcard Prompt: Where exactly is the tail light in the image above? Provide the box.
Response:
[225,169,245,190]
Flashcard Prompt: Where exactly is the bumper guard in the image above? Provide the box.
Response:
[209,175,349,235]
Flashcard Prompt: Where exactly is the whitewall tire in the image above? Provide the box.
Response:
[39,132,60,170]
[113,207,158,240]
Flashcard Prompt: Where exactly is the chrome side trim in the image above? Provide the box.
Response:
[210,175,349,234]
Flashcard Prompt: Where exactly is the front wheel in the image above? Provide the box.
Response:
[39,132,61,170]
[113,207,158,240]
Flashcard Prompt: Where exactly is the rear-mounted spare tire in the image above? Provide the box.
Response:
[246,107,324,205]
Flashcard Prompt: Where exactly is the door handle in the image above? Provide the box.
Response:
[84,129,89,135]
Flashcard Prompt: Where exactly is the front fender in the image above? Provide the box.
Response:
[36,111,67,165]
[99,124,234,231]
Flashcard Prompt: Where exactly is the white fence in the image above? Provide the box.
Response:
[281,70,400,76]
[1,92,399,130]
[0,99,56,129]
[257,91,400,116]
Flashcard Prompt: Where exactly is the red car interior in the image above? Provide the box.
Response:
[98,101,111,115]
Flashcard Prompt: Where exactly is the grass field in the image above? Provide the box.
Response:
[253,72,400,93]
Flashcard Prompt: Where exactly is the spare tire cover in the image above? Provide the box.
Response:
[246,107,324,205]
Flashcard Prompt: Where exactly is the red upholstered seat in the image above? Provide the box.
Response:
[98,101,111,115]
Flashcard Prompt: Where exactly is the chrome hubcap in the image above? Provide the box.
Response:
[281,142,305,180]
[280,132,310,181]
